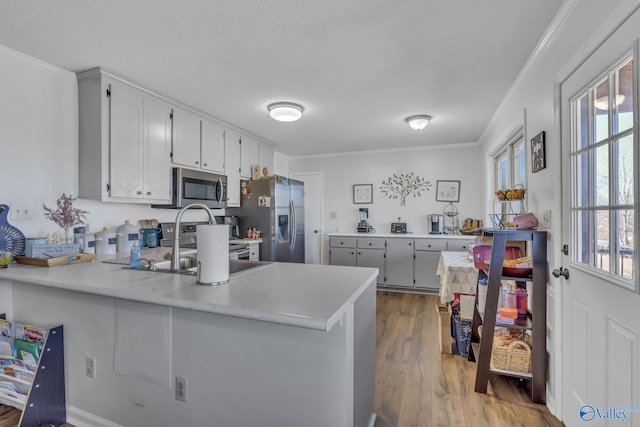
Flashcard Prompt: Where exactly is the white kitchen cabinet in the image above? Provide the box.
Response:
[447,239,474,252]
[240,135,260,179]
[385,238,414,287]
[77,68,172,204]
[248,241,260,261]
[225,129,242,207]
[201,119,225,174]
[171,107,202,168]
[259,143,275,176]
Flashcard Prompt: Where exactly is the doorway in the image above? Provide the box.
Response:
[559,7,640,426]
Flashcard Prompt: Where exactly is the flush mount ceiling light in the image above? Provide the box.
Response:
[405,115,431,130]
[594,94,625,111]
[268,102,304,122]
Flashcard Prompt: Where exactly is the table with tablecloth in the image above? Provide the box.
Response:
[437,251,479,304]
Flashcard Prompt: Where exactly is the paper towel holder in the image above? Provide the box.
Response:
[197,260,229,286]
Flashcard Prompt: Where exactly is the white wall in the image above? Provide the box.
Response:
[0,45,245,240]
[289,145,485,235]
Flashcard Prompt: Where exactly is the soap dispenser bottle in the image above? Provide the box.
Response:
[129,240,141,268]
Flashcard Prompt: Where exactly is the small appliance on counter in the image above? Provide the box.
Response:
[428,214,444,234]
[391,218,407,233]
[357,208,374,233]
[391,223,407,233]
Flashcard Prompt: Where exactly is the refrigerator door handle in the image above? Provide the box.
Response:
[290,199,296,252]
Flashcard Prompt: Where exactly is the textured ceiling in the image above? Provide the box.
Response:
[0,0,563,156]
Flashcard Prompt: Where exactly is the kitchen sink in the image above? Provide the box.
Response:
[126,256,266,277]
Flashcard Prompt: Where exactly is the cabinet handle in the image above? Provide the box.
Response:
[341,242,344,245]
[136,191,142,195]
[369,243,372,246]
[358,252,361,255]
[204,163,207,167]
[146,192,151,196]
[195,161,199,165]
[408,242,412,246]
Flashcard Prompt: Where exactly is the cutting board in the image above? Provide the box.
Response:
[14,253,95,267]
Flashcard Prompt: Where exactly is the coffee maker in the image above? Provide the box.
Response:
[357,208,374,233]
[428,214,444,234]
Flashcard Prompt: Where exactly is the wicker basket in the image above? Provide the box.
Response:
[491,337,532,373]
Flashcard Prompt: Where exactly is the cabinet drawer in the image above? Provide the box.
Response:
[448,240,473,252]
[414,239,448,251]
[330,237,357,248]
[357,238,385,249]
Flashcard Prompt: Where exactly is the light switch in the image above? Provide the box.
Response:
[542,210,551,229]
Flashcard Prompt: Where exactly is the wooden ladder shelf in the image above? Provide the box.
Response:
[468,229,547,404]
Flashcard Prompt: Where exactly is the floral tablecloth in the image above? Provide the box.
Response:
[437,251,478,304]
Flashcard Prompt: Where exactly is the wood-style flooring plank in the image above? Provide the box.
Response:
[374,291,563,427]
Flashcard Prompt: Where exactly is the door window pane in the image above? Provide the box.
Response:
[595,210,609,272]
[615,135,634,206]
[614,59,633,134]
[616,209,634,279]
[594,79,610,143]
[574,151,589,207]
[595,144,609,206]
[577,94,589,150]
[574,209,590,266]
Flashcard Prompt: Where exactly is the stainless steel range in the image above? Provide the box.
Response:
[160,220,249,259]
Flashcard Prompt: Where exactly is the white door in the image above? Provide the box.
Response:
[290,172,323,264]
[560,10,640,426]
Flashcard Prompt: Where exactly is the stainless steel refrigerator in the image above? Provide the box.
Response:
[237,176,305,263]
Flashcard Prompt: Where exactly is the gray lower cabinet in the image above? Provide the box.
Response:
[356,248,385,285]
[385,239,414,287]
[330,247,357,266]
[413,251,442,291]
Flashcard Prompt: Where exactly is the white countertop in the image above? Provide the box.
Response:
[1,250,377,332]
[229,238,262,244]
[327,232,476,239]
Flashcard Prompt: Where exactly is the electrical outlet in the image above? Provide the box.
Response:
[86,356,96,378]
[11,203,33,220]
[175,376,187,402]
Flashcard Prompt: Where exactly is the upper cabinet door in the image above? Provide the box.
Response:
[240,135,259,179]
[225,129,241,207]
[109,81,144,199]
[259,143,274,176]
[172,107,201,168]
[144,96,172,202]
[201,119,225,174]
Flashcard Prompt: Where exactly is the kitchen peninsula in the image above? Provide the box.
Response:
[0,256,377,427]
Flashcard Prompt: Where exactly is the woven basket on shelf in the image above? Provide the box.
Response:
[490,337,532,374]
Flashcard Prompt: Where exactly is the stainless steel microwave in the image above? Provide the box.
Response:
[152,167,227,209]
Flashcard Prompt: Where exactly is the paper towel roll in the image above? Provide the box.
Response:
[196,224,230,285]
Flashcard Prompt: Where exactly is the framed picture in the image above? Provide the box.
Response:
[353,184,373,204]
[531,131,546,173]
[436,180,460,202]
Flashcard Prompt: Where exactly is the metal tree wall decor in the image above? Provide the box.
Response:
[380,173,431,206]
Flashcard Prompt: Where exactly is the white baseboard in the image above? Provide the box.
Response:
[67,405,123,427]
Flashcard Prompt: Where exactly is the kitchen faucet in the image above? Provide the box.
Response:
[171,203,217,272]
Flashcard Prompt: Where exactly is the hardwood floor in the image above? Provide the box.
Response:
[374,291,563,427]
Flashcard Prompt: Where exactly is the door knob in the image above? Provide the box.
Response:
[552,267,570,279]
[314,229,319,233]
